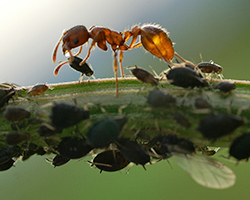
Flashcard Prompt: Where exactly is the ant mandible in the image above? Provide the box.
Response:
[52,24,193,96]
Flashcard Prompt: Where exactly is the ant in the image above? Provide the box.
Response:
[52,24,194,96]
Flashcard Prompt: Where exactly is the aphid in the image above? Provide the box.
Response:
[158,134,195,156]
[90,150,130,173]
[194,97,212,109]
[229,132,250,161]
[54,56,95,82]
[166,67,208,88]
[5,132,30,145]
[0,159,15,171]
[174,111,191,129]
[171,153,236,189]
[4,106,31,122]
[50,103,89,130]
[57,137,92,159]
[129,65,159,86]
[35,146,47,156]
[197,60,223,79]
[21,142,38,161]
[0,88,16,108]
[213,82,236,93]
[46,154,70,167]
[147,89,176,107]
[86,117,126,148]
[0,145,21,165]
[197,113,244,140]
[115,137,151,169]
[27,83,49,96]
[37,123,59,137]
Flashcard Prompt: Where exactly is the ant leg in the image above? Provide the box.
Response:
[119,50,124,78]
[74,46,83,57]
[126,27,141,49]
[174,52,196,68]
[80,31,107,66]
[113,51,119,97]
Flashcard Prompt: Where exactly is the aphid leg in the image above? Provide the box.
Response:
[180,90,190,106]
[78,74,85,83]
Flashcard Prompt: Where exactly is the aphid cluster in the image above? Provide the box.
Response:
[0,23,247,191]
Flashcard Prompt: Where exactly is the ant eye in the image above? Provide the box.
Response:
[74,38,79,44]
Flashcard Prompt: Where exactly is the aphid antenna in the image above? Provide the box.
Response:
[87,160,113,168]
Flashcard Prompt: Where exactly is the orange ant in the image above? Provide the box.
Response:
[52,24,194,96]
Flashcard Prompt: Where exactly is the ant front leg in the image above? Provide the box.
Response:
[80,30,107,66]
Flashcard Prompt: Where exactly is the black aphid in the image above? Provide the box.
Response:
[47,154,71,167]
[0,145,21,165]
[197,113,244,140]
[0,159,15,171]
[213,82,236,93]
[50,103,89,130]
[166,67,208,88]
[86,117,127,148]
[69,56,94,81]
[91,150,130,173]
[37,124,59,137]
[130,66,159,86]
[58,137,92,159]
[0,88,15,108]
[115,137,150,169]
[4,106,31,122]
[5,132,30,145]
[194,97,212,109]
[229,132,250,161]
[147,89,176,107]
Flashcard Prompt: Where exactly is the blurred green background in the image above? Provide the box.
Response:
[1,0,250,199]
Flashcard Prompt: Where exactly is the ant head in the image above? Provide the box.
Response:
[62,25,90,53]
